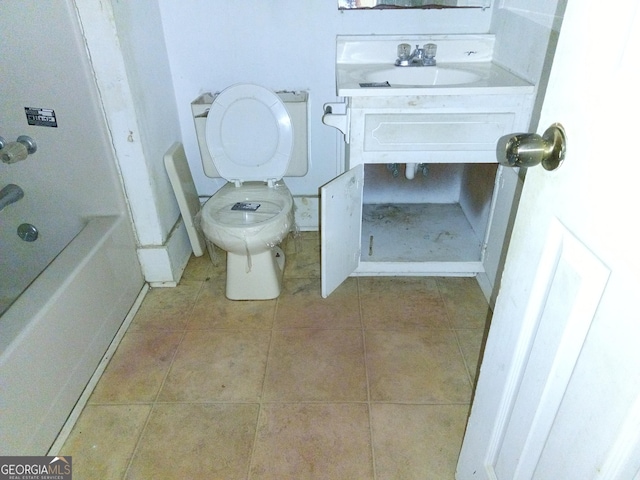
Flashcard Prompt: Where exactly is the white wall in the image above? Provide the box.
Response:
[109,1,182,238]
[157,1,494,200]
[476,0,565,303]
[490,0,567,128]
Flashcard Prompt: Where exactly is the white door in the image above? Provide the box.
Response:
[457,1,640,479]
[320,163,364,297]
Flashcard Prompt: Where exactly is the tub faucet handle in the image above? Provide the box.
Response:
[0,135,37,164]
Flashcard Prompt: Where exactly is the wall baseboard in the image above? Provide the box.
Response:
[294,195,319,231]
[137,216,192,286]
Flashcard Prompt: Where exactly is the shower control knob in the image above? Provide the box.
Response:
[497,123,566,171]
[0,142,29,164]
[0,135,37,164]
[17,135,37,154]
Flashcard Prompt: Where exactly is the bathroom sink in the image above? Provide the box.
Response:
[333,35,535,96]
[337,62,535,97]
[364,66,482,87]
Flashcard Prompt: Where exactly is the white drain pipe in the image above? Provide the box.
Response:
[405,163,418,180]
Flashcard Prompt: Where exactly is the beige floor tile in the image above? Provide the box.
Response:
[90,330,183,403]
[456,328,487,384]
[128,281,202,332]
[366,330,472,403]
[250,403,374,479]
[127,403,258,480]
[189,279,276,330]
[371,403,468,480]
[437,277,492,329]
[283,233,320,279]
[180,254,214,281]
[60,231,494,479]
[264,329,367,401]
[359,277,450,330]
[61,404,150,480]
[358,276,440,295]
[158,329,270,402]
[275,277,360,329]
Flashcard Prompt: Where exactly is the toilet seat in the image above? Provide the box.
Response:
[200,180,294,257]
[201,181,293,229]
[205,84,293,184]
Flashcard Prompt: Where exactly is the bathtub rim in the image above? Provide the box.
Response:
[0,213,144,454]
[0,216,120,356]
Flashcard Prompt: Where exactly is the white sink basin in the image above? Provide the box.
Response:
[337,62,535,97]
[334,35,535,96]
[365,66,482,86]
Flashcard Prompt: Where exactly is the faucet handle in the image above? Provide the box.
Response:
[424,43,437,58]
[397,43,411,61]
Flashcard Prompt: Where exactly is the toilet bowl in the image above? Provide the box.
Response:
[199,180,293,299]
[193,83,306,300]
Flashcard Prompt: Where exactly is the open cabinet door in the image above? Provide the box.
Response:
[320,164,364,298]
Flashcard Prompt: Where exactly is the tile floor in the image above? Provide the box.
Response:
[61,232,491,479]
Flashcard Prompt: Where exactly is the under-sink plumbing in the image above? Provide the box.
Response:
[405,163,429,180]
[387,163,429,180]
[0,184,24,212]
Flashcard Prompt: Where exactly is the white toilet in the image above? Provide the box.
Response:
[193,84,308,300]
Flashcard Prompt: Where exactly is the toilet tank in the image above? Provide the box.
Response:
[191,90,309,178]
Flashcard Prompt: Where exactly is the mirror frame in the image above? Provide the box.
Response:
[338,1,489,10]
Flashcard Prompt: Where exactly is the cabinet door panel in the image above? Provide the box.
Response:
[320,164,364,297]
[364,113,515,152]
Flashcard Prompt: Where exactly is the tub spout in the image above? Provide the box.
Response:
[0,184,24,212]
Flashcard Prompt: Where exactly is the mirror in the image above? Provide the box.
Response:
[339,0,489,9]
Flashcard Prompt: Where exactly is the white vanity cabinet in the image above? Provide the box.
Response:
[321,92,535,298]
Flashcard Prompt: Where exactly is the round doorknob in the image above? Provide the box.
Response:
[497,123,566,171]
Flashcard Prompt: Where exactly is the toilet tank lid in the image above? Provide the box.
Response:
[204,83,293,183]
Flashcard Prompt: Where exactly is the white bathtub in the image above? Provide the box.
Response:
[0,215,144,454]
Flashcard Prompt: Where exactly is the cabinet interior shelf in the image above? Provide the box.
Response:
[361,202,483,263]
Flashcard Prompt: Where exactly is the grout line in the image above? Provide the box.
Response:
[122,279,206,479]
[358,277,378,480]
[85,398,470,407]
[120,403,154,480]
[246,402,263,479]
[435,277,486,389]
[246,293,279,478]
[452,328,476,390]
[435,276,457,332]
[435,278,476,388]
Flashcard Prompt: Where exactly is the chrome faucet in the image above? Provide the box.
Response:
[395,43,437,67]
[0,184,24,212]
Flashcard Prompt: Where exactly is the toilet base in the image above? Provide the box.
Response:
[225,246,285,300]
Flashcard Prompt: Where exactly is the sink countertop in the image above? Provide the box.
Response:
[337,61,535,97]
[334,35,534,97]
